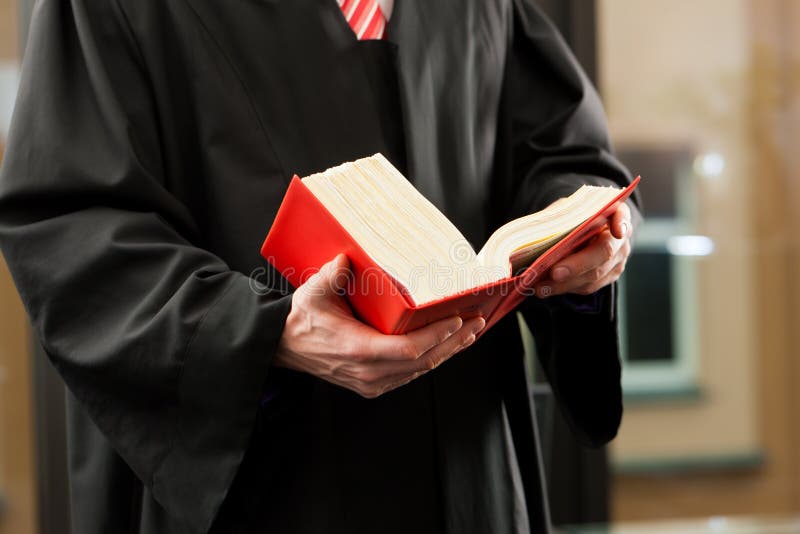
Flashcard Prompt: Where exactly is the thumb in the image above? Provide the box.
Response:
[610,202,631,240]
[304,253,352,297]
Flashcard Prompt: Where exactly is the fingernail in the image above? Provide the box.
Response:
[449,318,463,335]
[471,318,486,335]
[552,267,570,282]
[621,222,629,237]
[538,286,552,298]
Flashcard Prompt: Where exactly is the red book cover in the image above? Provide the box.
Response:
[261,176,640,336]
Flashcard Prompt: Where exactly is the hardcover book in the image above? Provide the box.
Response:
[261,154,640,336]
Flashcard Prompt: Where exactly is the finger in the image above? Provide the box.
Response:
[377,342,478,397]
[409,316,484,373]
[355,315,465,362]
[536,233,630,297]
[302,253,352,298]
[369,317,483,379]
[610,202,631,240]
[356,318,484,397]
[571,257,628,296]
[545,229,624,285]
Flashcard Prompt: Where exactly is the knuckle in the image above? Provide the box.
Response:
[359,387,381,399]
[399,341,421,361]
[350,367,367,382]
[356,341,381,364]
[457,335,476,353]
[353,367,377,385]
[327,362,344,379]
[341,338,362,359]
[420,357,438,373]
[363,371,380,386]
[602,239,615,261]
[457,328,473,347]
[356,379,385,398]
[590,267,604,283]
[460,331,474,346]
[437,327,451,345]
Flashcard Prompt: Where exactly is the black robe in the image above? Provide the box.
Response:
[0,1,636,532]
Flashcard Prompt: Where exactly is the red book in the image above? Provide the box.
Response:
[261,155,639,337]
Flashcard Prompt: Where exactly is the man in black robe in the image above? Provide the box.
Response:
[0,0,639,533]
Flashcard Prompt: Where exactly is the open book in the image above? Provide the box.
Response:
[261,154,639,335]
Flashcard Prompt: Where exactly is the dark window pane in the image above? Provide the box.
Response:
[624,251,674,362]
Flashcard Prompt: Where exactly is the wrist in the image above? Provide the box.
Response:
[273,295,297,369]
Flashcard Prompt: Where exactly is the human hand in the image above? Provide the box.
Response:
[534,202,632,298]
[273,254,485,398]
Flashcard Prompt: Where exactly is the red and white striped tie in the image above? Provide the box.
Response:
[337,0,387,40]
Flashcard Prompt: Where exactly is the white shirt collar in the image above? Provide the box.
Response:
[378,0,394,21]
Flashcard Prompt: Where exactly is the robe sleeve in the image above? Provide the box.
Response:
[507,0,642,447]
[0,1,291,531]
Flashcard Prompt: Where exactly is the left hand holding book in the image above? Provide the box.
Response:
[272,253,486,399]
[532,201,633,298]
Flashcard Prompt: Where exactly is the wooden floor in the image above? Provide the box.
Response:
[565,516,800,534]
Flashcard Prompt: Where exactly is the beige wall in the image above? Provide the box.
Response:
[600,0,759,468]
[0,1,36,533]
[600,0,800,521]
[0,0,16,60]
[0,0,19,143]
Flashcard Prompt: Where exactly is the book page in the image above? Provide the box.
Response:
[477,185,624,274]
[303,155,484,304]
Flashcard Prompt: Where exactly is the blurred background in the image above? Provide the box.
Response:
[2,0,800,533]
